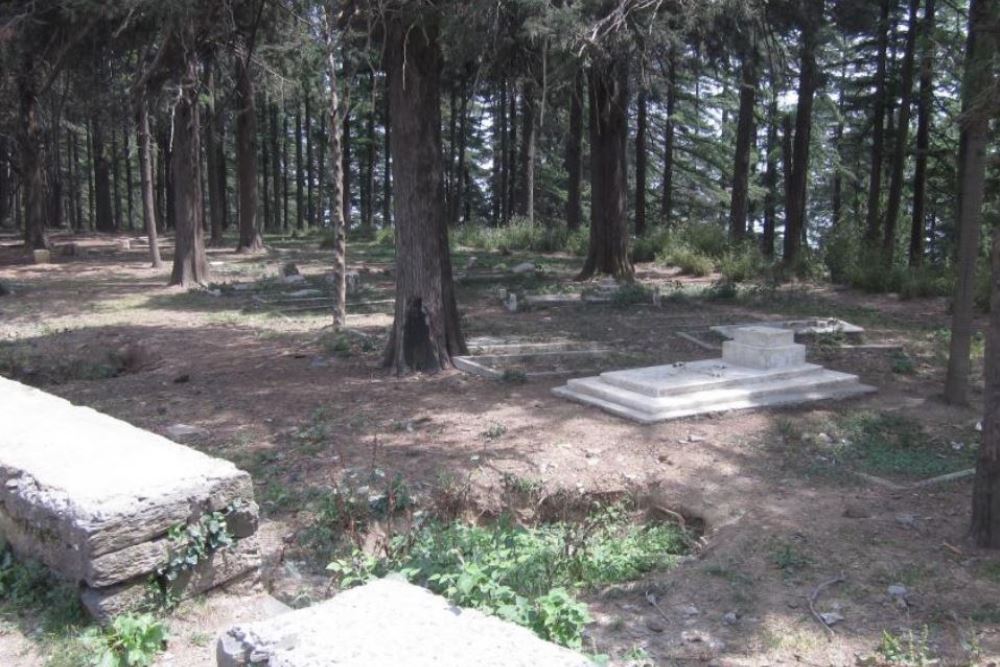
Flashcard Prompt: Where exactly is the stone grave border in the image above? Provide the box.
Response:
[453,340,613,380]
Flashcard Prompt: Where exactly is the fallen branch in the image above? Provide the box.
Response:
[808,572,846,638]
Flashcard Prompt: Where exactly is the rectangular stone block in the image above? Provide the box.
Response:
[0,377,259,610]
[82,534,261,624]
[722,340,806,370]
[731,325,795,348]
[32,249,51,264]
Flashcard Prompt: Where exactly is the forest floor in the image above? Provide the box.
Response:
[0,229,997,667]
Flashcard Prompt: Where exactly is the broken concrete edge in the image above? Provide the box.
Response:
[711,319,865,340]
[854,467,975,491]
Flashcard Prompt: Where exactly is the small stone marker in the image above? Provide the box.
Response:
[0,377,260,623]
[216,577,592,667]
[32,249,51,264]
[553,326,874,423]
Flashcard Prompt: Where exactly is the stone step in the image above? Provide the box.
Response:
[598,360,820,398]
[552,371,875,424]
[557,370,874,423]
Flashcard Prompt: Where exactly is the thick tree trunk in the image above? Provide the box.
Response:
[363,71,376,233]
[506,84,517,222]
[341,105,352,228]
[579,56,633,281]
[283,110,290,230]
[728,52,758,242]
[235,53,263,253]
[124,118,134,230]
[261,96,272,232]
[454,78,470,226]
[565,70,584,232]
[968,0,1000,545]
[661,50,676,225]
[65,128,78,231]
[945,0,996,406]
[0,137,8,228]
[382,12,465,373]
[270,102,281,231]
[17,61,49,250]
[882,0,921,265]
[864,0,892,242]
[324,7,347,329]
[491,88,503,226]
[782,0,822,266]
[169,49,209,287]
[634,87,648,237]
[910,0,936,266]
[497,82,509,224]
[92,114,114,233]
[111,123,122,231]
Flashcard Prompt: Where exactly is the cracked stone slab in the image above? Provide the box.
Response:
[0,376,256,585]
[217,578,593,667]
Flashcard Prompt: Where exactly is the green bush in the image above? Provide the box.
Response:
[718,245,769,284]
[662,247,714,277]
[82,614,168,667]
[374,227,395,247]
[823,223,859,284]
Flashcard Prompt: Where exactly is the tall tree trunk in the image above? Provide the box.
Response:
[270,102,281,231]
[341,106,351,228]
[295,107,304,229]
[47,104,63,231]
[565,69,584,232]
[909,0,936,266]
[762,93,778,258]
[968,0,1000,546]
[17,58,49,250]
[283,110,290,230]
[324,6,347,329]
[945,0,997,406]
[124,117,135,230]
[93,113,114,233]
[206,62,225,245]
[65,128,78,231]
[169,46,209,287]
[382,89,392,227]
[137,97,163,267]
[382,11,465,373]
[634,86,648,237]
[882,0,921,265]
[579,55,633,281]
[506,84,517,221]
[0,137,8,228]
[363,70,376,232]
[454,77,470,226]
[517,80,536,224]
[728,51,758,241]
[261,95,272,232]
[831,52,847,231]
[305,84,315,228]
[498,81,509,224]
[661,50,676,225]
[235,52,263,253]
[864,0,892,242]
[491,87,503,226]
[111,123,122,231]
[782,0,823,266]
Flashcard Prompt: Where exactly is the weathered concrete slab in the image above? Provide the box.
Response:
[0,376,259,619]
[553,326,874,423]
[217,577,593,667]
[711,318,864,341]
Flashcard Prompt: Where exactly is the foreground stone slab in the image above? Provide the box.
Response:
[0,376,259,620]
[553,326,874,423]
[217,578,593,667]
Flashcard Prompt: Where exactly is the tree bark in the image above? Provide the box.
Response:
[235,51,263,253]
[295,106,304,229]
[762,92,778,258]
[945,0,997,406]
[454,77,470,226]
[498,81,509,224]
[341,101,352,228]
[382,11,466,373]
[782,0,823,266]
[306,83,315,228]
[579,55,633,281]
[324,5,347,329]
[261,95,272,232]
[111,122,123,231]
[517,80,536,224]
[363,70,376,232]
[382,89,391,227]
[206,61,226,245]
[634,86,648,238]
[92,113,114,233]
[864,0,892,242]
[16,56,49,250]
[169,46,209,287]
[506,83,518,222]
[270,102,281,231]
[661,50,676,226]
[728,51,758,242]
[565,69,584,232]
[909,0,936,267]
[137,96,163,268]
[882,0,921,265]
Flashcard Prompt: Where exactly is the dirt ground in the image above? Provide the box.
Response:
[1,230,998,667]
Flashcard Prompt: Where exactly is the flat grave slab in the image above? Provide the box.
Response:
[217,577,592,667]
[711,318,864,341]
[0,376,260,622]
[554,326,874,423]
[455,337,622,380]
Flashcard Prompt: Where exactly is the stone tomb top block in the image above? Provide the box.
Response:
[217,577,593,667]
[0,376,259,620]
[721,325,806,370]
